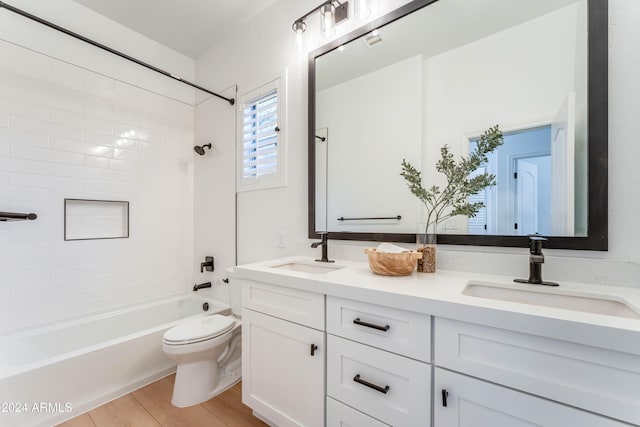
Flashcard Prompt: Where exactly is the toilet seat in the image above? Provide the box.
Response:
[163,314,235,345]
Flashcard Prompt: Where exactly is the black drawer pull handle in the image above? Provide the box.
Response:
[442,389,449,407]
[353,374,390,394]
[310,344,318,356]
[353,318,390,332]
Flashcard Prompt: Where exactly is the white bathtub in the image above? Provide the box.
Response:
[0,294,230,427]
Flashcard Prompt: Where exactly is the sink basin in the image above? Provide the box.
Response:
[270,262,344,275]
[463,282,640,319]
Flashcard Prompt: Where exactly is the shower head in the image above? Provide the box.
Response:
[194,143,212,155]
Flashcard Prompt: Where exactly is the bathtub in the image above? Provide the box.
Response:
[0,294,230,427]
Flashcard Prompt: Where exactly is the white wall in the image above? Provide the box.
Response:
[195,0,412,266]
[193,85,237,302]
[197,0,640,289]
[317,55,423,233]
[0,0,196,334]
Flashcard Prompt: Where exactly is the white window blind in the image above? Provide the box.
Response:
[237,77,286,191]
[468,166,488,235]
[243,90,277,177]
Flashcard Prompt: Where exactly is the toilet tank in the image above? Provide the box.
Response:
[228,270,242,317]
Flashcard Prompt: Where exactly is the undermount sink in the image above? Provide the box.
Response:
[269,262,345,275]
[463,282,640,319]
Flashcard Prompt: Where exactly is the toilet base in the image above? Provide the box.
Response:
[171,359,241,408]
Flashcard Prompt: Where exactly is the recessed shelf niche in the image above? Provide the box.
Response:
[64,199,129,241]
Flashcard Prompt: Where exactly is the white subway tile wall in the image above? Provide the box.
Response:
[0,40,195,334]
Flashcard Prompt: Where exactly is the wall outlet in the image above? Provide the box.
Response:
[277,230,286,248]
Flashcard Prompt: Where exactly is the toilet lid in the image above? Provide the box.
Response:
[163,314,235,344]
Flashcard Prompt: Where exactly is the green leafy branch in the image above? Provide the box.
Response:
[401,125,504,235]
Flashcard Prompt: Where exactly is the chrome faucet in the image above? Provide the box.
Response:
[514,236,558,286]
[311,233,334,263]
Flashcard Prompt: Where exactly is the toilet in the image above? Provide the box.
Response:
[162,283,242,408]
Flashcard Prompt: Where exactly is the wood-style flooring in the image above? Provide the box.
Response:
[57,375,267,427]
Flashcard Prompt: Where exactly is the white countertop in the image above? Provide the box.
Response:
[232,256,640,355]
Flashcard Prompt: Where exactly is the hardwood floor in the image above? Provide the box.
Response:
[57,375,267,427]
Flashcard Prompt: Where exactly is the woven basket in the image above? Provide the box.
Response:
[364,248,422,276]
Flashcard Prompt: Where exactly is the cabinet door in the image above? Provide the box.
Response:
[434,368,629,427]
[242,309,325,427]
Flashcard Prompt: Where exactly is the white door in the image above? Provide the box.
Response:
[242,309,325,427]
[515,159,539,235]
[434,368,628,427]
[551,93,576,235]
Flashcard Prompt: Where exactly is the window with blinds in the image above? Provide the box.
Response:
[237,77,286,191]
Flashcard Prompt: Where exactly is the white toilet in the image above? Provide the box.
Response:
[162,283,242,408]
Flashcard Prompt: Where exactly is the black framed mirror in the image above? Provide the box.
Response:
[308,0,607,250]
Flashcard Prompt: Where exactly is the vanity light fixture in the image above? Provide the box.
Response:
[292,0,350,50]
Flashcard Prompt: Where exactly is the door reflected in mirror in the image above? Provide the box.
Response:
[468,126,559,237]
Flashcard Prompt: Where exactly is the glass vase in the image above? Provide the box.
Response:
[416,223,437,273]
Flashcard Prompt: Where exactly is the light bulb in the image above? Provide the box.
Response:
[293,20,306,50]
[320,3,335,37]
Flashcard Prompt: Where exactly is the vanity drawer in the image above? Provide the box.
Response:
[240,279,324,330]
[326,397,390,427]
[435,317,640,425]
[327,296,431,362]
[327,334,431,427]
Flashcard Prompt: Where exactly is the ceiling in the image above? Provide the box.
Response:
[72,0,279,58]
[316,0,579,91]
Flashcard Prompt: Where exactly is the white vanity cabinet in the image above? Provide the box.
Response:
[434,317,640,426]
[235,257,640,427]
[240,279,325,427]
[326,296,431,426]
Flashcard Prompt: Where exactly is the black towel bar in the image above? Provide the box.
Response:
[0,212,37,222]
[337,215,401,221]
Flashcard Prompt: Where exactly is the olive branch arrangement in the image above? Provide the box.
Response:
[401,125,504,241]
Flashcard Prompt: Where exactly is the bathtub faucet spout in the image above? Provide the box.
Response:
[193,282,212,292]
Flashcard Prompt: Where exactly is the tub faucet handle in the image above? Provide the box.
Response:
[200,256,214,273]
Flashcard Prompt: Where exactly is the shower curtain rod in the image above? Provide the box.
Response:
[0,1,235,106]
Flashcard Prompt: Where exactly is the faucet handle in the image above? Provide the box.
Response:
[200,256,214,273]
[527,235,546,254]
